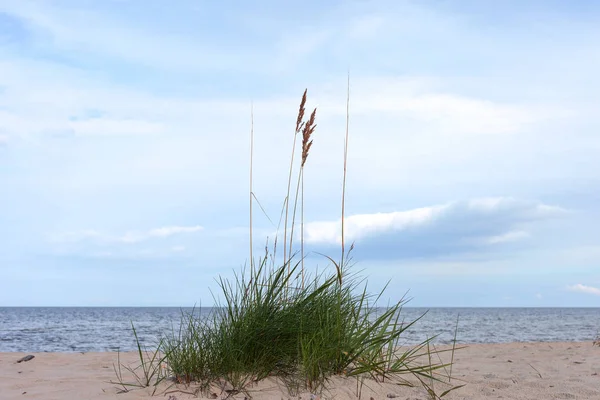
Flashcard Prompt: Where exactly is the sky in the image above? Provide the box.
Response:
[1,0,599,307]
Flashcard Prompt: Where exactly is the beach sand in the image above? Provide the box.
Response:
[1,342,599,400]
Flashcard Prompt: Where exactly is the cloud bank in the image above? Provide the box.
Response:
[304,198,566,259]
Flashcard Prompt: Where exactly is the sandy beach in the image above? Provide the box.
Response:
[1,341,599,400]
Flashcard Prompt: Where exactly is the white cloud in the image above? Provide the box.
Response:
[52,225,203,244]
[118,226,203,243]
[303,197,565,246]
[147,226,203,238]
[50,229,103,242]
[0,51,594,201]
[347,15,386,39]
[352,93,547,135]
[486,230,530,244]
[558,246,600,264]
[69,118,165,136]
[566,284,600,296]
[0,1,245,73]
[304,205,445,245]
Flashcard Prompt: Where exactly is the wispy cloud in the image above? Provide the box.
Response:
[566,284,600,296]
[0,0,247,73]
[486,230,530,244]
[68,118,165,136]
[52,225,203,244]
[145,226,203,238]
[119,226,203,243]
[350,91,555,135]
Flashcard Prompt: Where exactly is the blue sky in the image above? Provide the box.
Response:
[1,0,599,307]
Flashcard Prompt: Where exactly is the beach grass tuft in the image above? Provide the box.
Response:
[110,323,168,394]
[115,88,462,398]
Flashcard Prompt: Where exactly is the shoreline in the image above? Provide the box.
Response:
[1,341,599,399]
[2,339,598,353]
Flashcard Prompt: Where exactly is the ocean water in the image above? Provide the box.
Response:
[1,307,599,352]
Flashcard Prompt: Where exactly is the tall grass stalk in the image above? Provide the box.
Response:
[283,90,307,272]
[341,72,351,269]
[249,102,254,274]
[301,167,305,288]
[288,106,316,288]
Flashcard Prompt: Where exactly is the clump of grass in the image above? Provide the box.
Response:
[594,332,600,347]
[110,323,168,394]
[115,88,463,399]
[160,256,461,398]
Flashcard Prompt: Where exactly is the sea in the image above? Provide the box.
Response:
[1,307,599,352]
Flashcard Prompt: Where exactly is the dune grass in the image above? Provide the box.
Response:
[110,323,168,394]
[160,258,462,398]
[115,88,463,399]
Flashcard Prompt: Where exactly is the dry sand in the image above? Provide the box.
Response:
[1,342,599,400]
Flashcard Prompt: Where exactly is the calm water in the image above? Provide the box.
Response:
[1,307,599,352]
